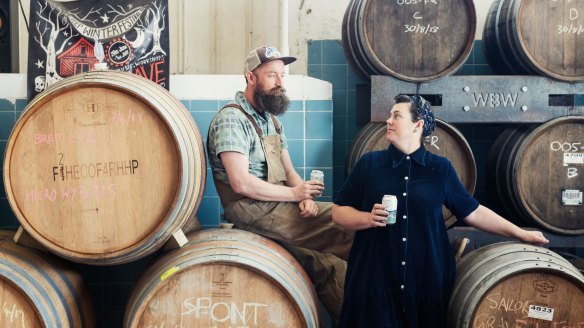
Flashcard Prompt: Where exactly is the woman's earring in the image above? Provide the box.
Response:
[413,128,418,133]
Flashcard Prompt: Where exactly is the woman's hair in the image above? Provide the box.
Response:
[394,94,436,137]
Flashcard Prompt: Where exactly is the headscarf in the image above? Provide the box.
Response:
[410,95,436,137]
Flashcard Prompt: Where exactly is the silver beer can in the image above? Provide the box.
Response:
[382,195,398,224]
[310,170,324,183]
[310,170,324,198]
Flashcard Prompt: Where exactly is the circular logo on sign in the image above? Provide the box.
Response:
[105,38,133,67]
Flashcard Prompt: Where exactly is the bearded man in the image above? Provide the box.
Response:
[207,45,353,326]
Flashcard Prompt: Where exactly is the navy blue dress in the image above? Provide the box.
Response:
[334,145,479,328]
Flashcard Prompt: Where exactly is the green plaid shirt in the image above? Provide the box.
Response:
[207,91,288,184]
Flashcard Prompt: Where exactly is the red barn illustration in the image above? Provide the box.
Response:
[57,38,100,76]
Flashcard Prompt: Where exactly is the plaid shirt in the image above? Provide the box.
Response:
[207,91,288,184]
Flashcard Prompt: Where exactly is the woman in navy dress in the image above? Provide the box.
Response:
[332,95,549,328]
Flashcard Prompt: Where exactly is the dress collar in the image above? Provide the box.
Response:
[388,144,427,168]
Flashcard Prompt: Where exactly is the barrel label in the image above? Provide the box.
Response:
[564,153,584,165]
[534,276,557,294]
[212,272,232,297]
[562,189,583,206]
[160,266,180,281]
[528,305,554,321]
[52,159,139,182]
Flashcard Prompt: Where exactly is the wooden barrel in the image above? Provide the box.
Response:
[487,116,584,235]
[0,230,94,327]
[448,242,584,328]
[342,0,476,81]
[346,120,476,227]
[124,227,320,328]
[3,70,206,265]
[483,0,584,82]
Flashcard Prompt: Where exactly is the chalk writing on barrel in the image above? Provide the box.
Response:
[111,109,144,125]
[33,131,96,145]
[484,292,534,315]
[404,23,439,34]
[473,313,584,328]
[550,141,582,152]
[396,0,437,5]
[2,302,26,328]
[557,24,584,35]
[25,184,117,203]
[181,297,268,326]
[424,135,439,150]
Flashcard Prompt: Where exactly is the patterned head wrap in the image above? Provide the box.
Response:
[410,95,436,137]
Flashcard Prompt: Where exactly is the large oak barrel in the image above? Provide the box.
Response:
[342,0,476,81]
[487,116,584,235]
[483,0,584,82]
[3,70,206,265]
[346,120,476,227]
[448,242,584,328]
[124,227,320,328]
[0,230,94,327]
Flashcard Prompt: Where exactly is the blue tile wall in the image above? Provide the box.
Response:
[306,112,333,139]
[0,99,19,231]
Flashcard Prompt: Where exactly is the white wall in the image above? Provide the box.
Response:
[16,0,495,75]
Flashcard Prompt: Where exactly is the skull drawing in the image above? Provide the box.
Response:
[34,76,46,92]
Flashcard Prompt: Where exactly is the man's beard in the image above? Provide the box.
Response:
[253,86,290,116]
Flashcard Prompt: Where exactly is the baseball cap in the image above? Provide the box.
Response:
[244,46,297,73]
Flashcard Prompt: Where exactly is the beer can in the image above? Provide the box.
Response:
[382,195,397,224]
[310,170,324,183]
[310,170,324,198]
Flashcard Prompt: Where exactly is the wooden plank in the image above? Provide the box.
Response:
[371,75,584,123]
[13,226,48,252]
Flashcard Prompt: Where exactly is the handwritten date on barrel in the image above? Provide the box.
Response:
[404,23,439,34]
[111,109,144,125]
[2,302,26,328]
